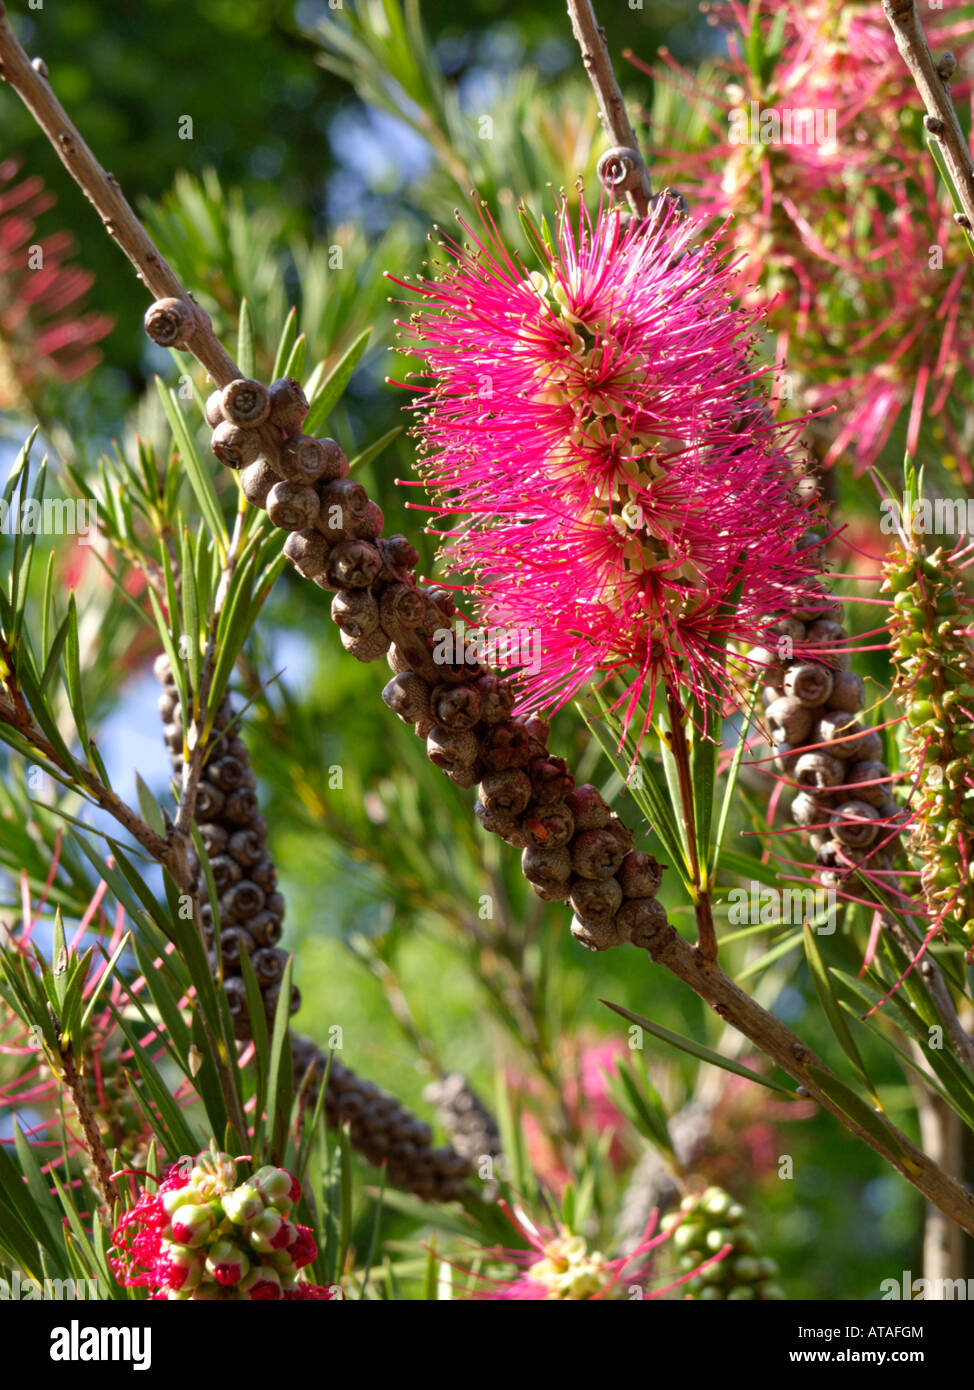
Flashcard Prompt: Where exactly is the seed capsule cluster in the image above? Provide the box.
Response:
[663,1187,784,1301]
[423,1072,503,1167]
[140,327,678,958]
[884,544,974,937]
[291,1039,473,1201]
[155,657,475,1201]
[155,654,298,1040]
[750,576,900,890]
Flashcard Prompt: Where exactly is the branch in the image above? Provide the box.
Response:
[629,917,974,1238]
[565,0,652,216]
[882,0,974,236]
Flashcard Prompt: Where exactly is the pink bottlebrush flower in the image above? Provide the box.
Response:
[643,2,974,475]
[469,1201,730,1300]
[0,157,112,408]
[397,199,823,745]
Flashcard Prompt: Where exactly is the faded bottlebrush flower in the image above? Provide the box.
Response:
[645,2,974,474]
[884,509,974,942]
[472,1200,730,1300]
[110,1149,334,1301]
[0,158,111,410]
[399,199,822,744]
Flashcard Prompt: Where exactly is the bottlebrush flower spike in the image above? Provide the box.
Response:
[883,472,974,944]
[397,198,824,747]
[110,1150,335,1300]
[469,1199,731,1300]
[0,158,112,409]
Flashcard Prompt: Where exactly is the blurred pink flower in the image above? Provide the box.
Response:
[0,158,112,409]
[399,198,822,747]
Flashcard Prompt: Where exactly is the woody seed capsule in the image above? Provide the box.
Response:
[570,875,623,922]
[829,800,879,848]
[427,725,479,773]
[571,827,629,880]
[267,481,320,531]
[342,627,391,662]
[380,583,428,631]
[430,683,482,731]
[521,844,573,890]
[277,435,332,485]
[794,751,846,793]
[783,664,834,708]
[283,528,330,581]
[381,672,432,724]
[570,914,626,952]
[764,696,813,744]
[221,378,271,427]
[317,479,369,538]
[331,589,380,638]
[528,756,574,805]
[827,671,866,713]
[267,377,309,432]
[474,673,516,724]
[616,896,670,949]
[618,850,663,898]
[522,802,575,850]
[211,420,261,471]
[565,784,611,831]
[845,760,893,807]
[240,458,281,508]
[325,540,382,590]
[144,296,196,348]
[352,501,384,540]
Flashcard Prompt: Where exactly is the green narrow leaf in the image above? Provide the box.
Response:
[804,1064,906,1161]
[156,379,227,545]
[803,925,881,1106]
[271,306,299,382]
[712,681,761,876]
[604,1001,799,1096]
[237,297,256,378]
[303,328,372,436]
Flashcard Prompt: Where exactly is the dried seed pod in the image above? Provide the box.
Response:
[618,850,663,898]
[765,696,813,744]
[240,458,281,508]
[208,755,245,791]
[267,377,309,433]
[768,617,806,642]
[481,719,533,771]
[571,826,628,881]
[827,671,866,714]
[415,717,435,739]
[221,880,266,923]
[791,792,827,828]
[446,762,482,789]
[252,946,288,986]
[217,926,254,968]
[617,896,669,949]
[565,784,611,831]
[341,627,391,662]
[250,855,278,893]
[427,725,479,774]
[521,844,573,890]
[606,813,635,852]
[351,501,384,540]
[199,822,228,856]
[157,693,177,725]
[474,673,516,724]
[331,589,380,638]
[208,853,242,893]
[245,910,284,947]
[804,619,848,648]
[845,760,893,807]
[223,977,252,1039]
[829,800,880,848]
[163,721,183,751]
[266,480,320,531]
[378,534,419,576]
[261,979,301,1020]
[782,663,834,708]
[381,672,432,724]
[211,419,261,471]
[277,434,333,485]
[204,389,226,428]
[430,683,482,731]
[325,539,382,591]
[531,881,572,902]
[144,296,196,348]
[570,914,626,952]
[195,781,225,819]
[379,583,428,632]
[224,788,259,823]
[227,826,266,866]
[570,875,623,922]
[221,377,271,427]
[283,528,330,581]
[794,751,846,793]
[314,438,349,482]
[317,478,370,538]
[528,756,574,805]
[473,799,520,838]
[815,713,878,760]
[522,802,575,850]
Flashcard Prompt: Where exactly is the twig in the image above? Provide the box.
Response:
[565,0,652,216]
[883,914,974,1074]
[882,0,974,236]
[626,917,974,1238]
[59,1036,119,1216]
